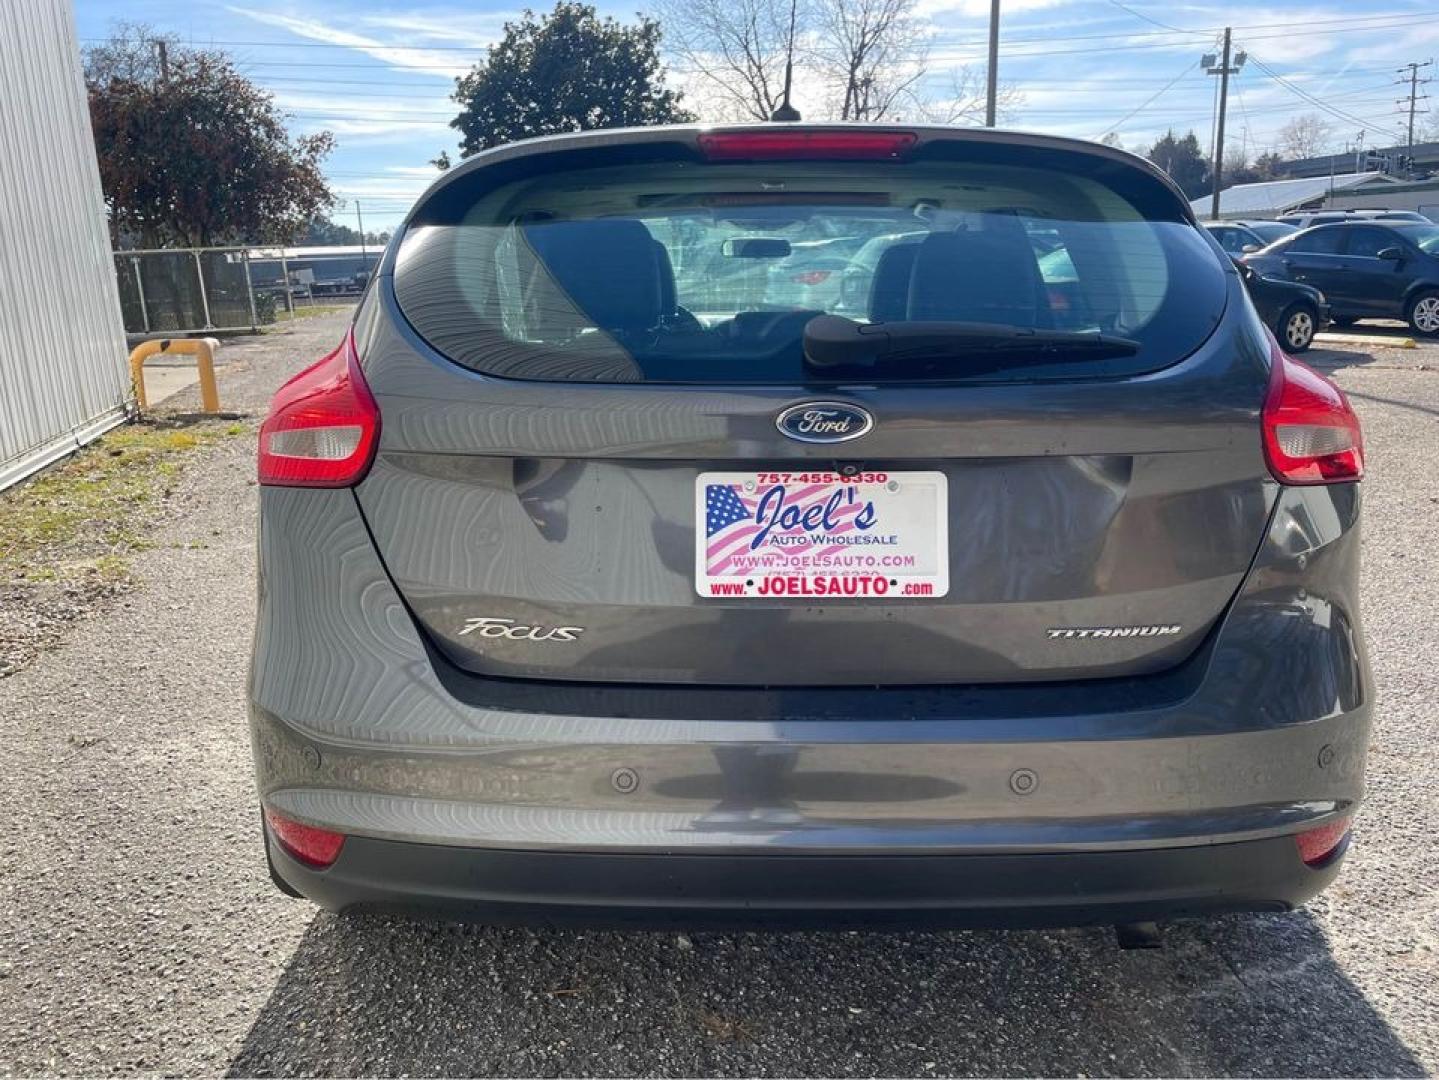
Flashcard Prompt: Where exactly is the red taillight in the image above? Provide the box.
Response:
[697,130,917,161]
[791,270,833,286]
[258,330,379,488]
[1295,817,1350,867]
[265,807,346,869]
[1261,331,1363,484]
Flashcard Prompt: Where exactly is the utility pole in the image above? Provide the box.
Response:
[1203,30,1246,221]
[156,39,170,82]
[356,201,368,275]
[985,0,1001,127]
[1398,60,1432,169]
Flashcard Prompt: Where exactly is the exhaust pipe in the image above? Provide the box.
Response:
[1115,921,1163,949]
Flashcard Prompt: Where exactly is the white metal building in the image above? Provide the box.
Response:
[1194,172,1402,221]
[0,0,132,491]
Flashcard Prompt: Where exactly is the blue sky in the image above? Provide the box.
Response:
[74,0,1439,232]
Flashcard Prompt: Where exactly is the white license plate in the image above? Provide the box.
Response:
[695,471,948,599]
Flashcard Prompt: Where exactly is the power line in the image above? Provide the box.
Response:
[926,12,1434,48]
[216,22,1422,72]
[1246,51,1407,144]
[922,23,1437,64]
[1094,60,1198,138]
[92,14,1431,55]
[1104,0,1197,34]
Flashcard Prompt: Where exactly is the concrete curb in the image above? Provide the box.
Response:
[1315,332,1418,350]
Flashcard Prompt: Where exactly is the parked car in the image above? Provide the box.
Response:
[1205,224,1327,350]
[252,125,1369,931]
[1236,219,1301,245]
[1278,208,1431,228]
[1203,220,1297,253]
[1243,220,1439,335]
[1205,221,1269,255]
[762,234,873,310]
[1239,263,1327,351]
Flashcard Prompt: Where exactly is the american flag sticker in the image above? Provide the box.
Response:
[694,472,948,599]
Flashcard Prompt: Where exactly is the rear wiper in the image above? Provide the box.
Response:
[803,315,1141,370]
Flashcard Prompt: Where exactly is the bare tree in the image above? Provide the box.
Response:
[912,66,1021,126]
[658,0,1019,126]
[655,0,800,121]
[1276,113,1331,160]
[810,0,926,121]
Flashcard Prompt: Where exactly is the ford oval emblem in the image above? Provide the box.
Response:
[776,401,874,444]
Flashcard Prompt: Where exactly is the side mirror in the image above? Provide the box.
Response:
[1377,246,1405,261]
[1241,243,1260,254]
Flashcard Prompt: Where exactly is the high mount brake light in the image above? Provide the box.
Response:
[258,331,380,488]
[697,130,918,161]
[264,807,346,869]
[1261,330,1363,485]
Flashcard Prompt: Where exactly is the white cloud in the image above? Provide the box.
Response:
[227,8,472,77]
[355,10,512,45]
[307,118,453,137]
[917,0,1078,18]
[381,165,451,177]
[332,175,439,199]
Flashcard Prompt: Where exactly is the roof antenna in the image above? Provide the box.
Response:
[771,0,802,122]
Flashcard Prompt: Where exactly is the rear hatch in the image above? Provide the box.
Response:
[354,127,1274,686]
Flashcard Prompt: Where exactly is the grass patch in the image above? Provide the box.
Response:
[1,417,237,676]
[270,303,353,326]
[0,419,224,578]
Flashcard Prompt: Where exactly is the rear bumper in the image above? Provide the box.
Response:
[266,829,1348,928]
[250,481,1371,917]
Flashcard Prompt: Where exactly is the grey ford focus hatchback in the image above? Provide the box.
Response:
[249,125,1370,929]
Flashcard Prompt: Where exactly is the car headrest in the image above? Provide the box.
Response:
[522,219,671,334]
[907,230,1040,326]
[652,240,678,318]
[869,242,920,323]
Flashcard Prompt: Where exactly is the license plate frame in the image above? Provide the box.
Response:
[695,470,948,599]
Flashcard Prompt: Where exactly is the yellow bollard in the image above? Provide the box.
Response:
[129,337,221,413]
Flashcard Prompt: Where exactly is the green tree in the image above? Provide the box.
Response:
[300,218,389,246]
[1145,129,1211,199]
[449,2,694,157]
[1251,151,1285,180]
[85,25,335,247]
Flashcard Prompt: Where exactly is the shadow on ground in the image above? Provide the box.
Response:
[228,908,1422,1077]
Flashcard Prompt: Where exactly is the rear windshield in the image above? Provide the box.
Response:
[392,152,1226,384]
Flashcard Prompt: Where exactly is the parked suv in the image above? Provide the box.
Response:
[1244,220,1439,334]
[251,126,1370,929]
[1278,209,1431,228]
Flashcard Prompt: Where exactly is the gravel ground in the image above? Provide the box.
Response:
[0,311,1435,1077]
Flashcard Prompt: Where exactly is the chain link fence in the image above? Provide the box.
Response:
[112,245,377,335]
